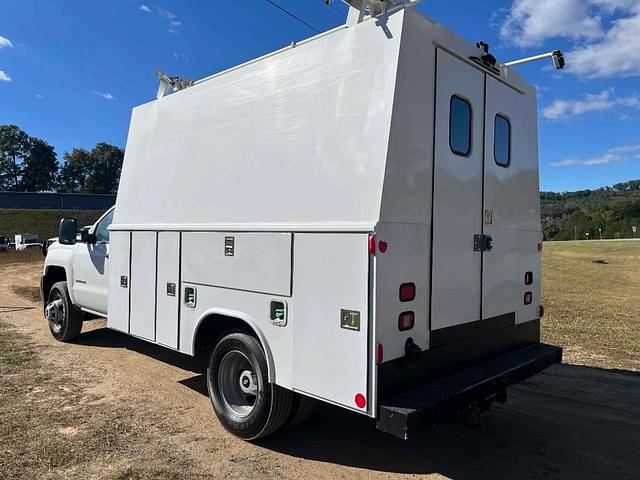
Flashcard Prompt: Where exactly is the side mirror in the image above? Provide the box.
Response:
[58,218,78,245]
[80,228,97,244]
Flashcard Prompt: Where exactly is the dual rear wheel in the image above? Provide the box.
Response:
[206,332,316,440]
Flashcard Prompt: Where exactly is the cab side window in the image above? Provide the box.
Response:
[95,209,114,243]
[449,95,472,156]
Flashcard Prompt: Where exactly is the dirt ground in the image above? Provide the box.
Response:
[1,260,640,480]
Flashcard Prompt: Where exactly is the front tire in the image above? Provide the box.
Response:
[207,332,292,440]
[46,281,83,342]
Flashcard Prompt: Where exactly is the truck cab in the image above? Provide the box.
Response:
[41,207,115,322]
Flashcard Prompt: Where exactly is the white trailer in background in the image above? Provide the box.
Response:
[43,2,562,440]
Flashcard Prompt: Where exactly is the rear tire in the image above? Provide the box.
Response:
[207,332,292,440]
[285,393,318,429]
[46,281,83,342]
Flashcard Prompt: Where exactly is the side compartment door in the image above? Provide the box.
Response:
[107,231,130,333]
[129,231,158,341]
[430,50,485,331]
[482,76,541,323]
[156,232,180,349]
[291,234,370,413]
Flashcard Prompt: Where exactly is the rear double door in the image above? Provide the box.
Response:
[431,49,523,333]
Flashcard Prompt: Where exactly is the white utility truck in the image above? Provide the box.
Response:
[42,1,562,440]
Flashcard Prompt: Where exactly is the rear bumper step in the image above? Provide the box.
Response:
[376,343,563,439]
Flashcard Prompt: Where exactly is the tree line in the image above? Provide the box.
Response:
[0,124,123,194]
[541,180,640,240]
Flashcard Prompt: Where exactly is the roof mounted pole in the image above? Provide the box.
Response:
[505,50,566,70]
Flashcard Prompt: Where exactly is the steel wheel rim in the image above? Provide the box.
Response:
[47,292,65,334]
[218,350,258,418]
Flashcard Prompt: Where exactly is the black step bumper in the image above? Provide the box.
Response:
[376,343,562,439]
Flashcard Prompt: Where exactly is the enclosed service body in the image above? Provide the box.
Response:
[101,7,559,438]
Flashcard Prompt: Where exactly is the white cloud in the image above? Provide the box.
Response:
[499,1,640,78]
[550,154,621,167]
[550,142,640,167]
[0,35,13,48]
[156,7,181,33]
[542,89,640,119]
[568,8,640,78]
[500,0,604,47]
[140,5,152,13]
[0,70,12,82]
[92,90,116,100]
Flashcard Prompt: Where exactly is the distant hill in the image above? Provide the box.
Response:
[541,180,640,240]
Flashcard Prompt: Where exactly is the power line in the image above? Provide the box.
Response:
[264,0,321,33]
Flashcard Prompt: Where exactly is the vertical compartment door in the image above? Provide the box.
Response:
[156,232,180,349]
[430,49,485,331]
[292,234,370,413]
[107,231,130,333]
[482,76,540,323]
[129,231,157,341]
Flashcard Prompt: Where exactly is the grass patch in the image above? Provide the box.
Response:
[0,317,195,479]
[542,240,640,370]
[0,208,106,241]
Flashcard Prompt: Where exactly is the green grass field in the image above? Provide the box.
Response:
[542,240,640,371]
[0,208,106,241]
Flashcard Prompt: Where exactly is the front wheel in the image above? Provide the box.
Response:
[207,332,292,440]
[45,281,83,341]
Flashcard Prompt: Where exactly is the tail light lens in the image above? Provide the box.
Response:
[378,240,388,253]
[375,342,384,364]
[398,311,415,331]
[524,292,532,305]
[539,304,544,317]
[355,393,367,409]
[368,234,376,255]
[538,242,543,252]
[399,282,416,302]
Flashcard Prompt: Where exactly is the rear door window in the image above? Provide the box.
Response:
[450,95,472,156]
[494,114,511,167]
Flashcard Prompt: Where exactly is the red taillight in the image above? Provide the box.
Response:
[525,272,533,285]
[524,292,532,305]
[399,282,416,302]
[375,342,384,364]
[368,234,376,255]
[378,240,388,253]
[355,393,367,409]
[398,311,415,331]
[539,304,544,317]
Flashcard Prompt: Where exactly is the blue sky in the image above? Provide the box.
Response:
[1,0,639,192]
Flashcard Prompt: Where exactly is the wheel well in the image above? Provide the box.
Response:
[193,314,259,363]
[42,266,67,301]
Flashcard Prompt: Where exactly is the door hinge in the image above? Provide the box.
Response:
[474,234,493,252]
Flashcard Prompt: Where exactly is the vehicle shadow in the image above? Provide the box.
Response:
[74,327,640,479]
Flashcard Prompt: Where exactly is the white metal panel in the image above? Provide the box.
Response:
[291,234,370,413]
[156,232,180,349]
[129,232,157,341]
[516,230,542,324]
[431,49,485,331]
[181,232,292,296]
[114,10,404,229]
[178,283,292,388]
[374,222,430,361]
[482,75,540,320]
[107,231,130,333]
